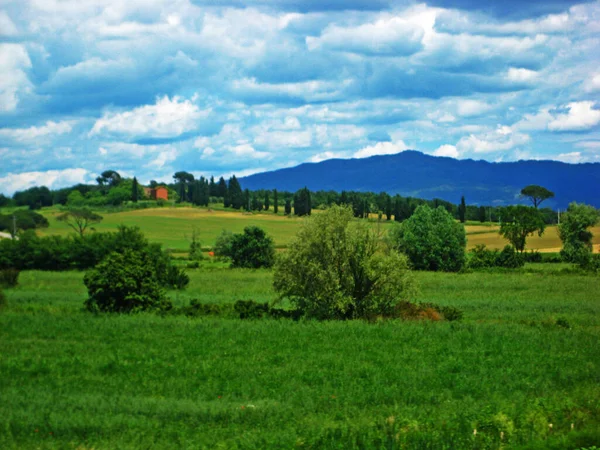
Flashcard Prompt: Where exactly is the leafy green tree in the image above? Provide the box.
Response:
[558,202,599,264]
[96,170,122,187]
[458,196,466,223]
[0,194,11,207]
[188,227,203,261]
[0,210,49,238]
[56,208,103,237]
[274,205,416,320]
[520,185,555,209]
[213,230,235,259]
[132,177,139,202]
[84,249,171,313]
[13,186,53,209]
[391,204,466,272]
[498,205,545,253]
[273,189,278,214]
[228,226,275,268]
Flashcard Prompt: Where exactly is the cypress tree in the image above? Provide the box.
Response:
[385,195,392,220]
[458,196,466,223]
[244,189,251,211]
[284,199,291,215]
[478,206,487,223]
[218,177,227,198]
[132,177,138,203]
[209,176,217,197]
[273,189,278,214]
[264,191,270,211]
[228,176,244,209]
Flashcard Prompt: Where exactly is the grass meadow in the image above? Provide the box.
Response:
[31,205,600,253]
[1,266,600,449]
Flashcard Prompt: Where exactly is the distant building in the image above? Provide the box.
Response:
[143,186,169,201]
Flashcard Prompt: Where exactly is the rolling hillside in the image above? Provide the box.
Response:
[240,151,600,208]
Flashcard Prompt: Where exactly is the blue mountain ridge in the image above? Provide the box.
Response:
[239,151,600,209]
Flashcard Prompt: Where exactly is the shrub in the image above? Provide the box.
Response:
[0,289,6,311]
[467,244,524,269]
[213,230,234,259]
[229,226,275,269]
[274,205,416,320]
[496,245,525,268]
[0,269,20,288]
[391,204,466,272]
[186,261,200,269]
[84,250,172,313]
[234,299,270,319]
[523,250,543,263]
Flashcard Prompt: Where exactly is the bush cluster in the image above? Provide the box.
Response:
[0,226,188,289]
[214,226,275,268]
[175,299,302,320]
[84,250,174,313]
[390,205,466,272]
[467,245,525,269]
[0,289,6,311]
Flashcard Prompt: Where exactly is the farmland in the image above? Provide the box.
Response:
[31,205,600,253]
[1,206,600,449]
[2,266,600,449]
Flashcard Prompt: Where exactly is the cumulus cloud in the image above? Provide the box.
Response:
[0,44,32,112]
[0,12,18,36]
[433,144,459,157]
[0,168,93,196]
[307,15,425,56]
[456,126,530,153]
[91,96,210,138]
[583,73,600,92]
[353,140,409,158]
[455,99,492,117]
[0,121,75,142]
[548,101,600,131]
[506,67,539,82]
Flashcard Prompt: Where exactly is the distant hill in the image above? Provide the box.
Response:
[240,151,600,209]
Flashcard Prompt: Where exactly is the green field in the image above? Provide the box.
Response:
[2,266,600,449]
[28,206,600,253]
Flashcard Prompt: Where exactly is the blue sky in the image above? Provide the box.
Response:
[1,0,599,194]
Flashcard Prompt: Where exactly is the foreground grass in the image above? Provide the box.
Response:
[1,268,600,449]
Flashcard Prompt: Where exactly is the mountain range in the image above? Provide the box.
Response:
[240,151,600,209]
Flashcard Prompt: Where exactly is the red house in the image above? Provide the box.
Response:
[144,186,168,201]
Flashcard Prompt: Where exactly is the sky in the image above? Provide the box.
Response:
[1,0,599,195]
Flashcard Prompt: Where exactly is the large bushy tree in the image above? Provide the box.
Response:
[274,205,416,320]
[84,250,171,313]
[498,205,545,253]
[227,226,275,268]
[391,204,466,272]
[558,202,599,264]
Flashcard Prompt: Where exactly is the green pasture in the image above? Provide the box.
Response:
[2,266,600,449]
[28,206,600,253]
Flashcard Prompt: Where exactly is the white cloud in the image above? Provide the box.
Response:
[428,111,456,123]
[307,15,425,56]
[555,151,583,163]
[0,168,92,196]
[231,78,351,102]
[308,151,347,163]
[91,96,209,138]
[548,101,600,131]
[0,44,32,112]
[228,143,270,159]
[584,73,600,93]
[0,120,75,142]
[144,148,177,169]
[0,12,18,36]
[512,108,554,131]
[457,126,530,154]
[575,141,600,149]
[506,67,539,82]
[254,130,312,148]
[433,144,459,158]
[353,140,409,158]
[456,99,491,117]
